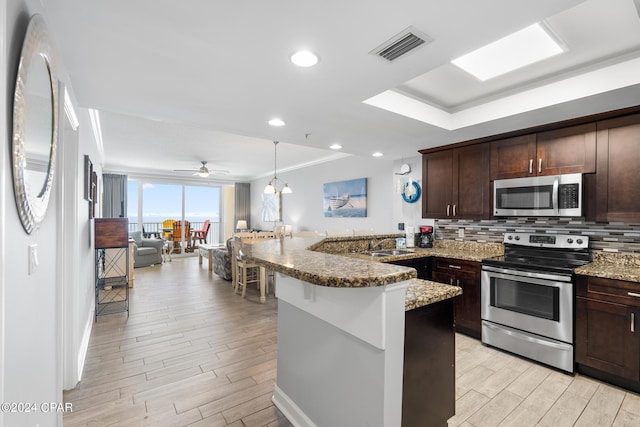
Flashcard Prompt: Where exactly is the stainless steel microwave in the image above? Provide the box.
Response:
[493,173,582,217]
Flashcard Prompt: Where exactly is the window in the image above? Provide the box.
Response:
[127,179,222,251]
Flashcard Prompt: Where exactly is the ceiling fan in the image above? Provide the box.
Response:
[173,161,228,177]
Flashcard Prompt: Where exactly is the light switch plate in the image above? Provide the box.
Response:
[28,243,38,275]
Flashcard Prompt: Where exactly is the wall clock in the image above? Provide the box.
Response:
[401,181,421,203]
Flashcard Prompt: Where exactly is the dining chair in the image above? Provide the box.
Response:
[231,237,261,298]
[292,231,321,237]
[234,231,256,239]
[326,229,352,237]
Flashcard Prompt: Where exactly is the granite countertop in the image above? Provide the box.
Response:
[239,236,417,288]
[240,235,502,291]
[345,240,503,263]
[404,279,462,311]
[575,252,640,283]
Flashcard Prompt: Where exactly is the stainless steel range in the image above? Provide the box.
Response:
[481,232,591,373]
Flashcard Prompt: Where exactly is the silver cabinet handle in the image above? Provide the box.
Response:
[628,292,640,298]
[538,158,542,173]
[552,176,559,215]
[632,313,636,333]
[456,279,460,286]
[529,159,533,174]
[453,204,456,216]
[448,264,461,269]
[449,278,453,285]
[446,204,450,216]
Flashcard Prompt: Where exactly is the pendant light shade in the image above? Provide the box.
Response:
[263,141,292,194]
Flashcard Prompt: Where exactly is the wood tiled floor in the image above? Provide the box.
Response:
[64,257,640,426]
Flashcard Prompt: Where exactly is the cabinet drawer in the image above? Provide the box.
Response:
[432,257,479,278]
[577,275,640,307]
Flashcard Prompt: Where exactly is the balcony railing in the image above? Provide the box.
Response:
[128,220,221,245]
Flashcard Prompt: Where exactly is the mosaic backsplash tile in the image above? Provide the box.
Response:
[434,218,640,254]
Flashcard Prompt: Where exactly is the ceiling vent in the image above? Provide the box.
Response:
[371,27,432,62]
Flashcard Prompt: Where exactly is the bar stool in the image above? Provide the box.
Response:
[231,238,261,298]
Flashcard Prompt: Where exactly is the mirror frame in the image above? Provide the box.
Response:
[12,14,59,234]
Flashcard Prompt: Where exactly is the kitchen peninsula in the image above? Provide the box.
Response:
[240,235,494,426]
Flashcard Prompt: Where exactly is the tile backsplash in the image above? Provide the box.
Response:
[435,218,640,254]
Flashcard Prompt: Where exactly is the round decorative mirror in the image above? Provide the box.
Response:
[12,14,58,234]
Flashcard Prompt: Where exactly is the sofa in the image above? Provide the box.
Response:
[129,231,164,268]
[212,238,233,281]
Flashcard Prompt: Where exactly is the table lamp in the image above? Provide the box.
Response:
[236,220,248,232]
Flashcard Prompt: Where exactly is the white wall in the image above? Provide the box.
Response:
[60,104,102,390]
[250,155,400,234]
[1,3,98,426]
[0,0,7,422]
[391,155,433,234]
[3,2,60,426]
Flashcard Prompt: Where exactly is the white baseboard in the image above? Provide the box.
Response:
[271,385,317,427]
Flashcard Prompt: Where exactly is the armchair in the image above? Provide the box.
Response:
[191,219,211,246]
[129,231,164,267]
[212,238,233,281]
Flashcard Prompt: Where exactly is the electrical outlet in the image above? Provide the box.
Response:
[458,228,465,238]
[398,222,405,231]
[28,243,39,275]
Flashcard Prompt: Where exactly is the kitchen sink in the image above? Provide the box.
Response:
[368,249,415,257]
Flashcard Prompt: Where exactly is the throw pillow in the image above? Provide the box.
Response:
[130,231,143,246]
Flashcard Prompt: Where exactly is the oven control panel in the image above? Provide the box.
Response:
[503,232,589,249]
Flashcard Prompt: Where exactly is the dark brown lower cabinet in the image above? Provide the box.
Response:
[403,298,455,427]
[575,275,640,392]
[431,258,481,339]
[387,257,431,280]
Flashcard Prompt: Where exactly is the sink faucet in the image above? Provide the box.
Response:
[369,238,397,251]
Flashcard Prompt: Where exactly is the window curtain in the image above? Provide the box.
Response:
[235,182,250,229]
[102,173,128,218]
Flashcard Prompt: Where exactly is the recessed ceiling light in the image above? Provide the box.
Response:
[372,152,383,157]
[290,50,319,67]
[268,118,286,127]
[330,143,342,150]
[451,22,565,81]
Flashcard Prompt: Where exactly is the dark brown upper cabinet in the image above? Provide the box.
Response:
[422,144,490,219]
[595,113,640,223]
[490,124,596,180]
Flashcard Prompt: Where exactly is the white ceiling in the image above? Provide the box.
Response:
[42,0,640,182]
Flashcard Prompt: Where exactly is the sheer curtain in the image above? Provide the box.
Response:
[102,173,128,218]
[235,182,250,230]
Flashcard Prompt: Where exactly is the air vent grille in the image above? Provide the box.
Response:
[372,27,432,62]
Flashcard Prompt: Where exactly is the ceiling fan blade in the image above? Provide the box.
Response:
[173,162,227,177]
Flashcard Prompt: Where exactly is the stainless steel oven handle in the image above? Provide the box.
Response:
[482,265,572,283]
[484,322,571,350]
[552,176,559,215]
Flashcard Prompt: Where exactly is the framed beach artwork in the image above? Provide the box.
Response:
[262,192,281,222]
[323,178,367,217]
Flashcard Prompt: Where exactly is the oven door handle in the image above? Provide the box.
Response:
[552,176,559,215]
[482,265,572,283]
[483,322,572,351]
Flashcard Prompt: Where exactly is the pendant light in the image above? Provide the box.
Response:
[264,141,293,194]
